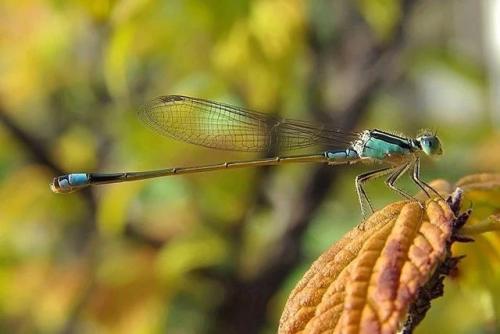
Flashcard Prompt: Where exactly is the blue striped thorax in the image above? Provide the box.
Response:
[354,130,414,160]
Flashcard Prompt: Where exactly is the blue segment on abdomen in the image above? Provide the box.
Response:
[68,173,89,186]
[325,148,359,163]
[362,137,410,160]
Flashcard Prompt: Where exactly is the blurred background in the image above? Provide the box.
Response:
[0,0,499,333]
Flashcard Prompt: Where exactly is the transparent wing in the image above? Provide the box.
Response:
[139,95,359,152]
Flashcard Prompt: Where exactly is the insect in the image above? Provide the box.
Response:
[51,95,443,218]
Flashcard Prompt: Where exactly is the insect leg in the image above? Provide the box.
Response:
[411,156,442,199]
[385,162,415,201]
[355,166,394,219]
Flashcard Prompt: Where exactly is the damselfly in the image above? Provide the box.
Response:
[51,95,443,217]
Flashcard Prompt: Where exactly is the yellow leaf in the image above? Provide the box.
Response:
[357,0,400,41]
[456,173,500,234]
[456,173,500,191]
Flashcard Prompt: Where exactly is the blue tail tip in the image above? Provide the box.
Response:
[50,173,89,193]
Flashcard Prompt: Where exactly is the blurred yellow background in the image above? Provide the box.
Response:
[0,0,498,333]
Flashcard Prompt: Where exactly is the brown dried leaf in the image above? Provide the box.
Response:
[279,198,454,334]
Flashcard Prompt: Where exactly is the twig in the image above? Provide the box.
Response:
[0,107,64,176]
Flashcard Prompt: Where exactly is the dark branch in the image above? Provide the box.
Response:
[0,107,64,176]
[212,1,420,333]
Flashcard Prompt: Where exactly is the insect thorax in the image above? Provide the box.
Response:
[355,130,414,161]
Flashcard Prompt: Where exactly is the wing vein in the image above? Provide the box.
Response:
[138,95,359,152]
